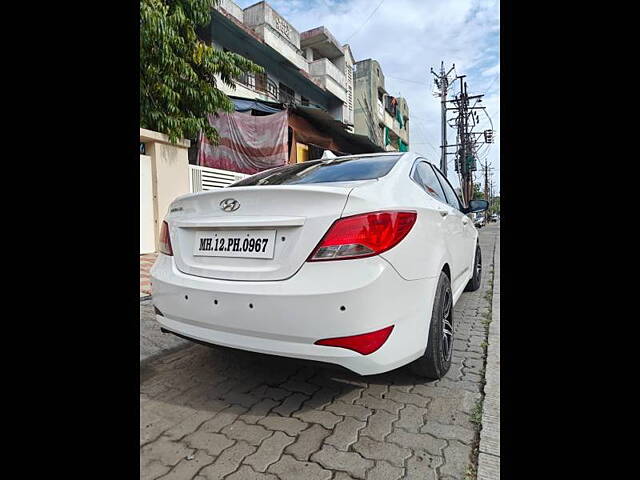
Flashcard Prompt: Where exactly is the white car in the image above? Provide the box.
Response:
[150,152,487,379]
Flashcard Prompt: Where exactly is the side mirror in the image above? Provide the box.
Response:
[465,199,489,213]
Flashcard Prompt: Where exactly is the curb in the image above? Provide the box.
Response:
[477,230,500,479]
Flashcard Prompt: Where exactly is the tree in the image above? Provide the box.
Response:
[489,196,500,215]
[140,0,263,143]
[472,182,484,200]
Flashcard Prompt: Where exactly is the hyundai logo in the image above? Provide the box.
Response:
[220,198,240,212]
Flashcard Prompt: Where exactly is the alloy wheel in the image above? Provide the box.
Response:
[441,288,453,362]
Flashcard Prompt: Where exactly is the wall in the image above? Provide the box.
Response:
[210,23,330,112]
[354,59,385,147]
[343,45,355,128]
[243,2,308,72]
[217,0,244,23]
[140,128,191,252]
[140,154,155,254]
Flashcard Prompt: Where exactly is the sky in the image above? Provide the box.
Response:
[233,0,500,193]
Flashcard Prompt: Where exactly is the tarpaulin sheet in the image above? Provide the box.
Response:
[287,111,345,153]
[231,98,281,113]
[198,110,288,174]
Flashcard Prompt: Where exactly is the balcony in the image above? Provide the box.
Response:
[309,58,346,102]
[310,58,344,85]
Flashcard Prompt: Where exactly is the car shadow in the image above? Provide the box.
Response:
[140,340,436,415]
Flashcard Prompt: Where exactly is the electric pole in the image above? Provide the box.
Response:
[482,160,492,201]
[443,74,495,206]
[431,62,456,177]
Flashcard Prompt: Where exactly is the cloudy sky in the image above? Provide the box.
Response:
[234,0,500,192]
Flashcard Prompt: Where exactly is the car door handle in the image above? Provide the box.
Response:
[438,208,448,217]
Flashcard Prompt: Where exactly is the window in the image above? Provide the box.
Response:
[255,72,267,91]
[412,162,446,203]
[230,155,401,187]
[279,82,295,104]
[432,166,462,210]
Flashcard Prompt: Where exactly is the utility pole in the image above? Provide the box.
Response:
[431,62,456,177]
[482,160,493,201]
[451,76,478,205]
[443,74,494,206]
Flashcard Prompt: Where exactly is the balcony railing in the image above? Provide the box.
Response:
[236,72,279,101]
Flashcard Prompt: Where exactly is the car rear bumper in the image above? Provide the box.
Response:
[150,254,438,375]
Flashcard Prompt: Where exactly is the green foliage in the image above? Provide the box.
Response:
[489,196,500,215]
[140,0,263,144]
[470,399,483,425]
[472,182,484,200]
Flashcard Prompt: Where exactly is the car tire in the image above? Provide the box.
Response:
[409,271,454,380]
[464,244,482,292]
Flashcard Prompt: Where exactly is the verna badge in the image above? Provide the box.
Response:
[220,198,240,212]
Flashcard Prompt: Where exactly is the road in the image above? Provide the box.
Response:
[140,224,500,480]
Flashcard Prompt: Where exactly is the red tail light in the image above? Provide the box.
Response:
[159,221,173,256]
[314,326,394,355]
[308,211,417,261]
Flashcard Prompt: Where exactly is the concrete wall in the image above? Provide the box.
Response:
[140,154,155,254]
[243,1,305,73]
[354,59,385,147]
[353,59,410,150]
[140,128,191,252]
[256,25,308,72]
[217,0,244,23]
[343,45,355,128]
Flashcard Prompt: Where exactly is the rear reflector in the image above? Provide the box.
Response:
[314,325,394,355]
[308,211,416,261]
[159,221,173,256]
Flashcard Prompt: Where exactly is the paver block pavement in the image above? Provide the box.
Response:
[139,225,500,480]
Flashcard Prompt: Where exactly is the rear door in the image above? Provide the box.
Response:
[432,166,476,283]
[412,161,467,286]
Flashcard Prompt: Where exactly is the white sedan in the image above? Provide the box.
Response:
[150,152,487,379]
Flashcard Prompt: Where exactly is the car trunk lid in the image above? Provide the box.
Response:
[168,185,356,281]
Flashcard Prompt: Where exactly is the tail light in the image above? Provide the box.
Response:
[159,221,173,256]
[308,211,417,261]
[314,326,394,355]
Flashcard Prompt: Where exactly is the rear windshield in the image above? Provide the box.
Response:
[230,155,401,187]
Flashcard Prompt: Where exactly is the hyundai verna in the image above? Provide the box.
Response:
[150,152,488,379]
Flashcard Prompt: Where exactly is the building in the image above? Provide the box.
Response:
[207,1,352,124]
[189,0,382,168]
[353,59,410,151]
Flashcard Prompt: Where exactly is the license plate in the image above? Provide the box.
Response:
[194,230,276,259]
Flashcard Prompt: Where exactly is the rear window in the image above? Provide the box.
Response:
[230,155,401,187]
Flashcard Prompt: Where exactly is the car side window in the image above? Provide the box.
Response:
[411,161,447,204]
[432,166,462,211]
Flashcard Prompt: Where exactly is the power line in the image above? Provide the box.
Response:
[484,73,499,92]
[409,118,439,156]
[345,0,386,42]
[385,75,425,85]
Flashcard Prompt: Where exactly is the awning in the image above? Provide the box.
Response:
[230,97,282,114]
[291,105,384,154]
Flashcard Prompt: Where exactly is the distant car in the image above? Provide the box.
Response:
[490,214,498,222]
[474,215,486,228]
[151,152,488,379]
